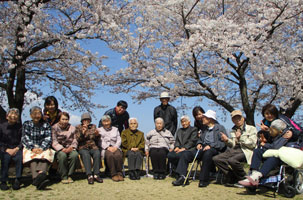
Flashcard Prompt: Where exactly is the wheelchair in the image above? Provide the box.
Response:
[245,165,303,198]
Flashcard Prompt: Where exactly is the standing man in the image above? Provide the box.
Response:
[154,92,178,136]
[99,100,129,134]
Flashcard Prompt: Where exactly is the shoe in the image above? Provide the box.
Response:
[88,175,94,184]
[172,176,188,186]
[129,171,136,180]
[0,182,9,190]
[118,175,124,181]
[153,173,159,180]
[94,175,103,183]
[12,179,21,190]
[198,181,209,188]
[67,177,74,183]
[135,170,141,180]
[33,172,47,186]
[112,175,119,182]
[61,179,69,184]
[158,173,166,180]
[36,179,50,190]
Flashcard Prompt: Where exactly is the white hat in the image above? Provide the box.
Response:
[203,110,217,121]
[160,92,170,99]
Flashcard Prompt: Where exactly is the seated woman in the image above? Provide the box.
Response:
[213,110,257,186]
[121,118,145,180]
[75,113,102,184]
[239,119,296,186]
[0,108,22,190]
[52,112,79,184]
[172,110,227,187]
[167,115,198,176]
[22,106,54,190]
[145,117,175,180]
[192,106,207,135]
[43,96,61,126]
[98,115,124,182]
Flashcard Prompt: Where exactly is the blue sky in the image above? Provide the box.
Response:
[18,39,265,134]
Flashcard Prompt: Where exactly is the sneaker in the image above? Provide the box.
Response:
[88,175,94,184]
[12,179,21,190]
[0,182,9,190]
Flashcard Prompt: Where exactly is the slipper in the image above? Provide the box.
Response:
[246,176,259,186]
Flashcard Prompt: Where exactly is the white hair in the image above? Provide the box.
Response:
[101,115,111,122]
[128,117,138,124]
[155,117,164,124]
[270,119,287,131]
[180,115,190,122]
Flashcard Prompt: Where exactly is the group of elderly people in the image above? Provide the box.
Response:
[0,94,301,193]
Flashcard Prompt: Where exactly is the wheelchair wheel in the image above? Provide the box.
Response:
[282,185,296,198]
[294,169,303,194]
[246,187,256,194]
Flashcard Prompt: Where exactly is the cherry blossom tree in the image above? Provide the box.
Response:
[105,0,303,125]
[0,0,129,120]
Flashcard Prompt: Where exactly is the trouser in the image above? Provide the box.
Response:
[30,159,49,179]
[79,149,101,176]
[213,147,246,180]
[126,151,143,171]
[105,149,123,177]
[56,150,79,179]
[167,151,187,171]
[149,148,168,174]
[250,148,281,177]
[176,148,219,182]
[0,150,23,182]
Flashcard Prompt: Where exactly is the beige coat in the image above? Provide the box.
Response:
[226,124,257,165]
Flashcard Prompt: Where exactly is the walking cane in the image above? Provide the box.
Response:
[183,149,200,187]
[145,155,152,177]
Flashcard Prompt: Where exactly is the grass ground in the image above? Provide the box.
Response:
[1,167,303,200]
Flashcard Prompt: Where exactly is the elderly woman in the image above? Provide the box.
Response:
[98,115,123,182]
[173,110,228,187]
[75,113,102,185]
[0,108,22,190]
[22,106,54,190]
[52,112,78,184]
[145,117,175,180]
[239,119,295,187]
[167,115,198,176]
[121,118,145,180]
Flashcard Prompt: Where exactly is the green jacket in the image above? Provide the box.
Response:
[121,128,145,157]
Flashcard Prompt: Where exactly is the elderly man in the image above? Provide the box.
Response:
[98,100,129,134]
[172,110,228,187]
[213,110,257,186]
[154,92,178,136]
[167,115,198,176]
[0,108,22,190]
[121,118,145,180]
